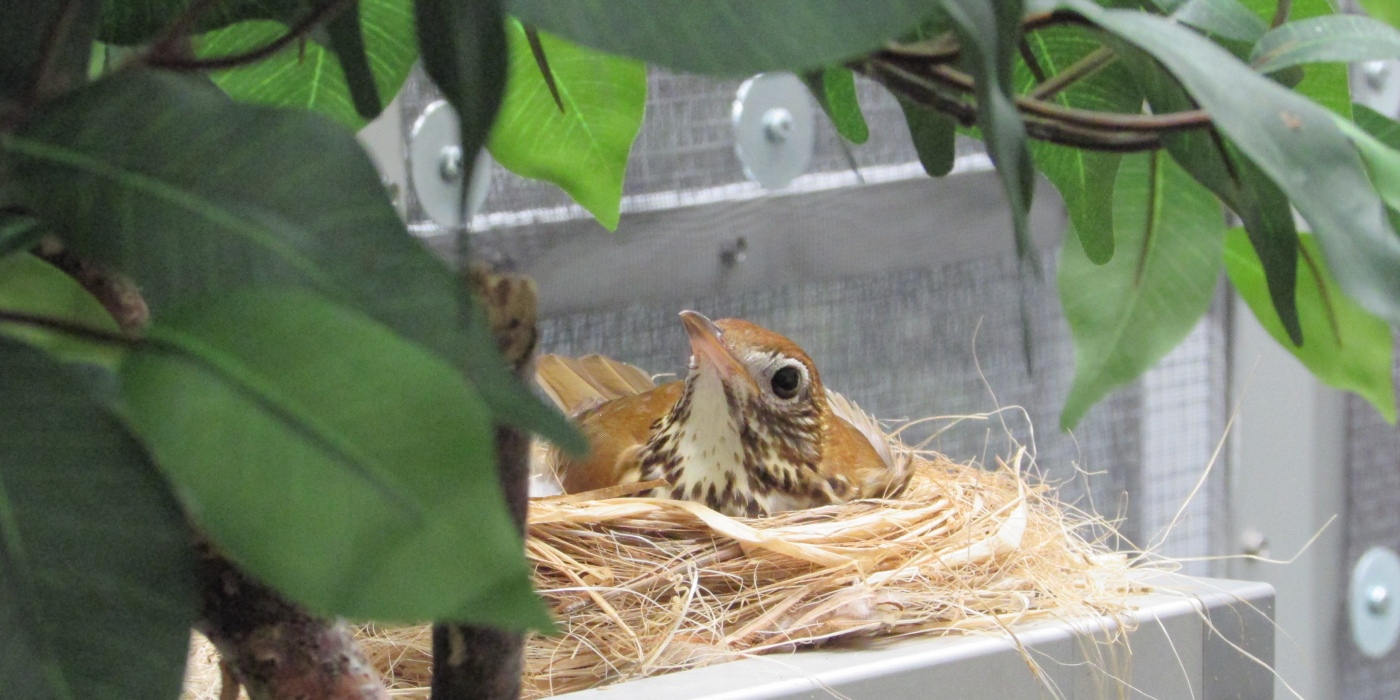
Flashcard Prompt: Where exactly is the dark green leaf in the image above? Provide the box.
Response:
[506,0,941,75]
[803,67,870,145]
[121,288,550,627]
[325,0,382,121]
[1072,4,1400,332]
[524,24,565,113]
[1,1,102,109]
[488,20,646,231]
[416,0,506,210]
[1059,150,1225,431]
[96,0,306,45]
[0,337,196,700]
[897,95,956,177]
[1356,102,1400,147]
[1171,0,1268,42]
[1252,15,1400,74]
[0,253,121,367]
[1226,228,1396,421]
[195,0,416,130]
[1018,26,1142,265]
[1,69,585,454]
[0,214,43,258]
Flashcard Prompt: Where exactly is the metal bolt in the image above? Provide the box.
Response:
[1369,585,1392,616]
[1365,61,1391,91]
[439,145,464,182]
[720,237,748,267]
[762,108,794,144]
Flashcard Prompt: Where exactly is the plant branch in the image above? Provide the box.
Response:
[1028,47,1116,101]
[1019,39,1048,83]
[0,308,137,346]
[1271,0,1292,29]
[8,0,84,130]
[144,0,350,71]
[147,0,227,60]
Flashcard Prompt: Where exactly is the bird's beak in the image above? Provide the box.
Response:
[680,310,754,387]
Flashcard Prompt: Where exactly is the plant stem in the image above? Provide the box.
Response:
[1028,47,1116,101]
[0,308,137,346]
[145,0,350,71]
[1019,39,1048,83]
[1271,0,1292,29]
[146,0,227,60]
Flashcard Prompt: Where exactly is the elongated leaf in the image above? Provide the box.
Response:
[1018,26,1142,264]
[1069,2,1400,330]
[0,337,196,700]
[97,0,306,45]
[0,253,120,367]
[488,20,646,230]
[121,289,549,626]
[1,1,102,108]
[326,0,382,121]
[897,95,956,177]
[195,0,416,130]
[1171,0,1268,42]
[1060,151,1225,431]
[1,70,584,454]
[1337,113,1400,212]
[1240,0,1351,117]
[803,67,870,145]
[416,0,506,207]
[506,0,940,75]
[1226,228,1396,421]
[1253,15,1400,74]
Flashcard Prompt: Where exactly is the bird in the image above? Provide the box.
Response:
[534,311,912,517]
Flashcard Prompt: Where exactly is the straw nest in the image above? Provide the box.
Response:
[183,442,1147,700]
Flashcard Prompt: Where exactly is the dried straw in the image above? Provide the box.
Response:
[183,443,1147,700]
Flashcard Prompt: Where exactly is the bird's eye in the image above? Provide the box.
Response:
[770,365,802,399]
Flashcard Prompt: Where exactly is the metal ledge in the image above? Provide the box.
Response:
[554,575,1274,700]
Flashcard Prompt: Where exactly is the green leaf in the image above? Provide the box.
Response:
[2,69,585,454]
[1059,150,1225,431]
[416,0,507,212]
[506,0,941,75]
[1252,15,1400,74]
[325,0,383,121]
[488,20,646,230]
[0,337,197,700]
[97,0,306,45]
[1361,0,1400,30]
[1018,26,1143,265]
[0,253,121,367]
[803,67,870,145]
[1070,3,1400,332]
[1337,111,1400,213]
[121,288,550,627]
[897,95,956,177]
[195,0,417,130]
[1239,0,1351,117]
[1,2,102,109]
[1226,228,1397,421]
[1170,0,1269,42]
[0,214,43,258]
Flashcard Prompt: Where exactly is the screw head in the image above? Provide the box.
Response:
[439,145,464,182]
[762,108,794,143]
[1240,528,1269,557]
[1370,585,1392,616]
[1365,61,1391,91]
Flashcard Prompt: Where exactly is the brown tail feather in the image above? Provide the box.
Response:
[535,353,657,416]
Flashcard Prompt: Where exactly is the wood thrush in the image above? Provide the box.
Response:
[535,311,912,516]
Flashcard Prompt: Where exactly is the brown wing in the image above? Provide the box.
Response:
[821,391,913,499]
[557,382,683,493]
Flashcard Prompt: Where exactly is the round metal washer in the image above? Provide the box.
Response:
[1352,545,1400,658]
[409,100,493,227]
[732,73,815,191]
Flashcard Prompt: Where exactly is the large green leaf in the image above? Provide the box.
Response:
[1,2,101,109]
[0,253,121,367]
[897,95,957,177]
[1252,15,1400,74]
[415,0,507,214]
[803,67,870,145]
[488,19,646,230]
[505,0,940,75]
[1069,2,1400,330]
[1361,0,1400,30]
[121,289,549,627]
[1226,228,1396,421]
[194,0,416,130]
[0,337,196,700]
[1059,151,1225,431]
[1170,0,1268,42]
[1018,26,1142,265]
[1,69,585,454]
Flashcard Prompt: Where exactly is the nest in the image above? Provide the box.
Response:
[183,442,1148,700]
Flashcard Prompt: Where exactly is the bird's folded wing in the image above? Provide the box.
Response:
[825,389,894,469]
[536,353,657,415]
